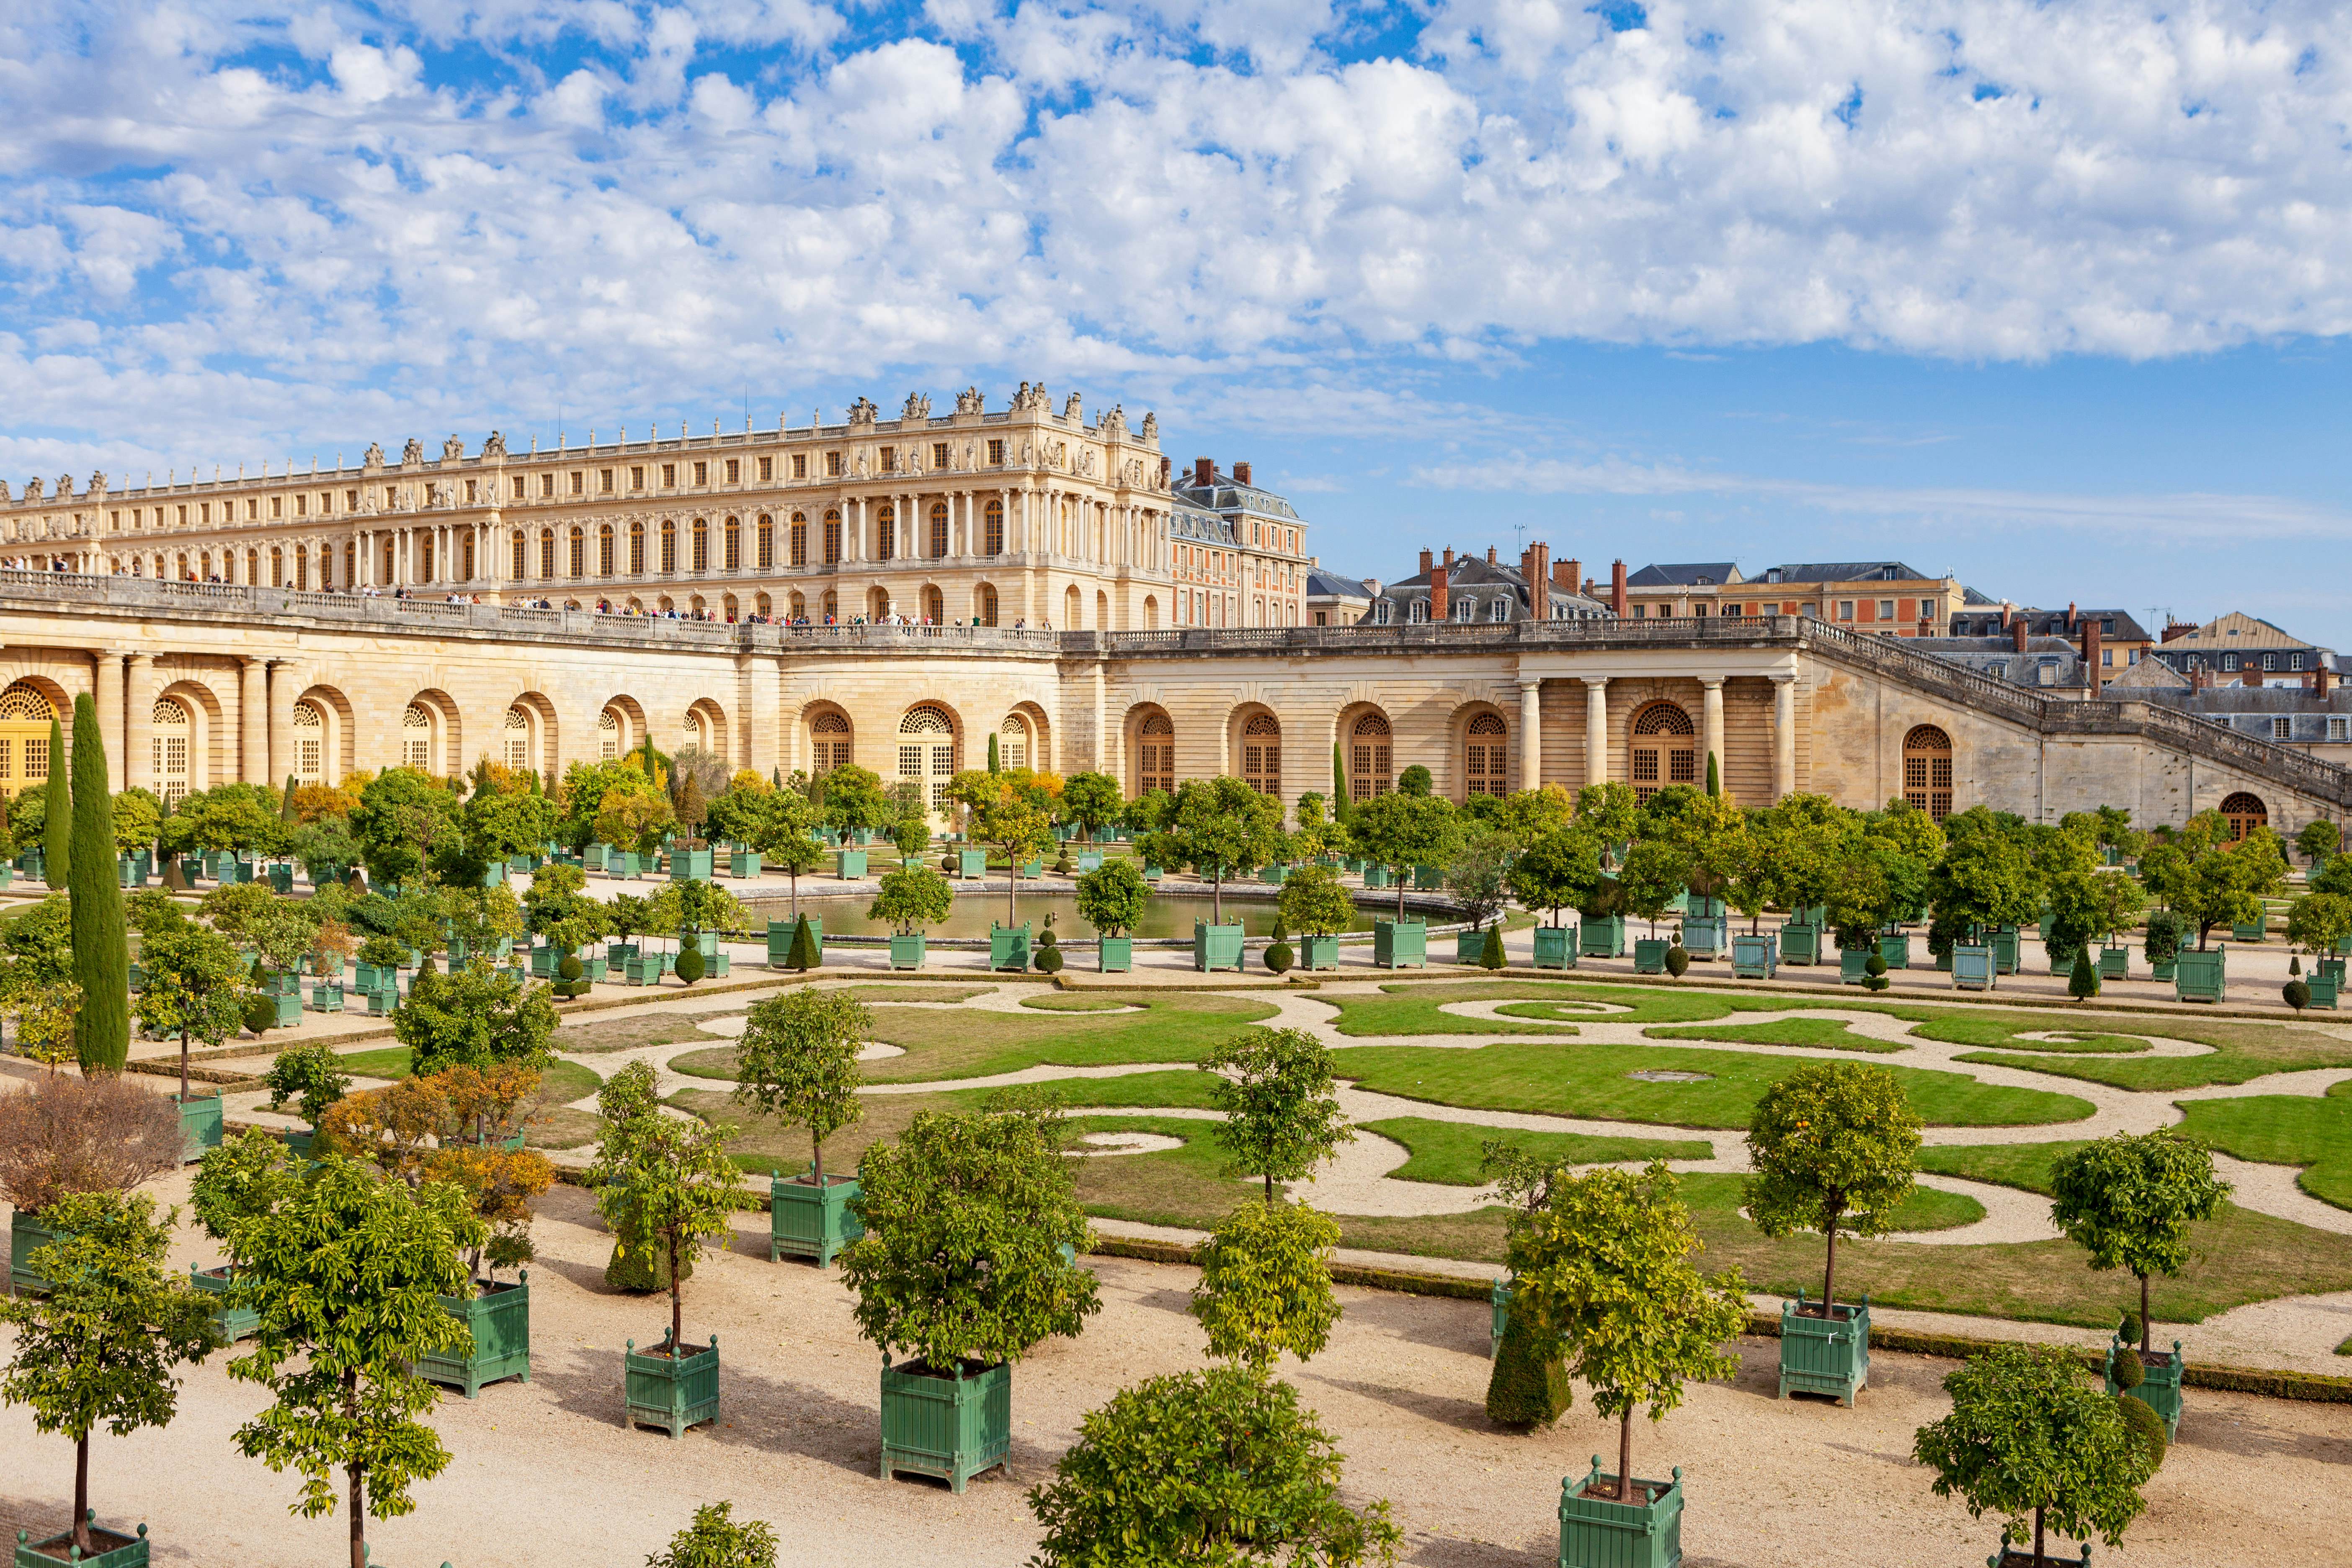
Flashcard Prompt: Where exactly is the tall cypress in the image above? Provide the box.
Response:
[69,694,128,1072]
[1331,744,1350,826]
[41,716,69,887]
[283,773,301,822]
[1705,751,1720,797]
[987,732,1000,773]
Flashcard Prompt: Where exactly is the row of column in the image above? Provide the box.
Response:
[1565,673,1797,802]
[88,650,290,794]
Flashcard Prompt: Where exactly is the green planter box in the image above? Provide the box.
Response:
[2047,941,2081,977]
[2231,918,2267,942]
[1558,1460,1684,1568]
[264,991,302,1029]
[282,1129,316,1157]
[1374,918,1426,970]
[1194,920,1245,974]
[624,1334,720,1438]
[836,848,868,879]
[1362,864,1392,889]
[623,953,671,986]
[852,827,876,846]
[353,960,394,992]
[420,1276,532,1398]
[668,848,716,880]
[609,850,642,879]
[174,1094,223,1160]
[2309,972,2341,1009]
[10,1211,62,1296]
[1099,935,1135,973]
[1681,914,1725,960]
[116,855,135,889]
[2104,1338,2183,1442]
[189,1264,258,1342]
[1016,857,1043,879]
[364,985,397,1016]
[1259,863,1288,885]
[478,860,506,888]
[584,843,611,872]
[1533,924,1576,970]
[1877,933,1911,971]
[2098,944,2129,980]
[729,849,762,879]
[1778,921,1821,965]
[261,970,301,998]
[1412,864,1444,891]
[957,848,988,878]
[1455,928,1490,964]
[1075,852,1103,872]
[879,1357,1012,1493]
[1951,945,1996,991]
[887,933,927,970]
[1142,864,1163,882]
[991,923,1033,971]
[1986,926,2019,974]
[126,960,148,993]
[1729,932,1776,980]
[1777,1295,1870,1404]
[1579,916,1625,959]
[1839,948,1873,985]
[1300,932,1339,972]
[14,1520,150,1568]
[771,1171,864,1266]
[2175,946,2227,1003]
[1489,1278,1511,1359]
[309,981,344,1013]
[1633,938,1670,975]
[765,917,823,967]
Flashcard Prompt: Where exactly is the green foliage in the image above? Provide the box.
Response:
[2050,1131,2231,1342]
[1060,771,1124,836]
[733,988,871,1183]
[1271,864,1350,939]
[1618,837,1688,936]
[0,1190,216,1553]
[987,731,1000,772]
[674,944,706,983]
[871,863,955,935]
[2287,892,2352,956]
[840,1109,1100,1369]
[192,1130,301,1243]
[1506,821,1607,923]
[1911,1343,2151,1555]
[1075,856,1152,936]
[1662,943,1689,977]
[2285,977,2311,1011]
[818,763,892,838]
[595,788,676,859]
[1263,921,1294,974]
[134,918,250,1077]
[1346,789,1460,916]
[1122,786,1175,838]
[1486,1308,1573,1431]
[42,717,69,886]
[1025,1364,1399,1568]
[558,758,662,853]
[110,787,160,855]
[786,912,821,971]
[1397,764,1432,797]
[1148,776,1288,910]
[392,962,558,1078]
[1651,786,1751,909]
[522,861,608,950]
[1190,1199,1342,1367]
[2108,1345,2144,1391]
[591,1060,743,1346]
[464,785,559,864]
[2296,818,2342,866]
[350,769,464,889]
[2184,820,2288,947]
[2141,910,2181,967]
[889,810,931,860]
[2116,1310,2142,1346]
[1744,1063,1922,1305]
[290,815,361,879]
[1203,1027,1354,1201]
[67,694,129,1072]
[2068,947,2101,1000]
[264,1044,352,1126]
[647,1502,779,1568]
[2117,1391,2167,1473]
[1444,823,1514,931]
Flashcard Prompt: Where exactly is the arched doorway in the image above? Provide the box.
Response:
[1348,712,1391,802]
[1903,725,1954,821]
[976,583,999,627]
[898,704,958,813]
[503,707,531,773]
[2221,792,2268,842]
[811,711,852,775]
[1465,712,1507,797]
[1138,712,1174,795]
[154,697,194,804]
[292,700,325,785]
[999,712,1034,770]
[0,683,57,799]
[1241,713,1280,795]
[401,703,436,774]
[598,710,622,761]
[1629,701,1695,802]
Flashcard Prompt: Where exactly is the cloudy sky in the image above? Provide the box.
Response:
[5,0,2349,638]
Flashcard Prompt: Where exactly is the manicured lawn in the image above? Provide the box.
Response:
[1362,1116,1713,1179]
[1327,1042,2094,1130]
[831,984,995,1003]
[333,1045,602,1107]
[1021,994,1144,1012]
[855,991,1279,1082]
[1916,1141,2088,1195]
[2178,1080,2352,1210]
[1639,1017,1907,1053]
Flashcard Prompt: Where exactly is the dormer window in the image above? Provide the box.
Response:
[1408,598,1428,624]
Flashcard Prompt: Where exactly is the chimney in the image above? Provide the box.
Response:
[2244,663,2263,688]
[1486,545,1497,564]
[2082,618,2103,693]
[1610,560,1628,618]
[2317,662,2332,699]
[1559,557,1581,596]
[1443,547,1455,567]
[1527,543,1551,609]
[2066,601,2078,632]
[1997,605,2011,631]
[1418,549,1433,576]
[1193,456,1213,487]
[1429,563,1449,624]
[2013,619,2030,655]
[1234,460,1251,486]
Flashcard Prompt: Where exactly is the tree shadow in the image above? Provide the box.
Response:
[1331,1286,1492,1357]
[1305,1372,1493,1433]
[1406,1529,1553,1567]
[2174,1408,2352,1465]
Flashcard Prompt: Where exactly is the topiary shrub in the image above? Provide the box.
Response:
[1664,945,1689,977]
[603,1223,693,1295]
[2285,978,2311,1012]
[675,945,706,984]
[557,953,584,983]
[1485,1309,1571,1431]
[1034,920,1064,974]
[2117,1310,2142,1346]
[2110,1344,2144,1390]
[1264,916,1294,975]
[786,913,821,972]
[1478,923,1504,971]
[2069,948,2101,1001]
[243,995,278,1037]
[1052,851,1073,876]
[2117,1390,2168,1472]
[940,853,957,875]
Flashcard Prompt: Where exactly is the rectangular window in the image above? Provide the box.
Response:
[2272,716,2292,740]
[176,506,186,525]
[296,493,309,516]
[826,451,843,477]
[2038,660,2057,686]
[932,443,949,469]
[988,439,1004,465]
[1632,603,1647,619]
[662,464,676,487]
[570,472,584,496]
[792,454,807,480]
[1877,598,1894,620]
[541,474,554,498]
[1693,602,1709,617]
[758,456,773,481]
[2102,649,2114,667]
[510,476,524,500]
[632,466,645,490]
[598,469,614,494]
[2330,717,2347,742]
[2223,655,2239,671]
[1836,601,1855,621]
[2293,652,2307,671]
[271,497,282,519]
[757,521,774,570]
[725,459,739,483]
[1989,662,2007,681]
[694,461,708,485]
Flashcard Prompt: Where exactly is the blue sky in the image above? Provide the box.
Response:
[3,0,2349,640]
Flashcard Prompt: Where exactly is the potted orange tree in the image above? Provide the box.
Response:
[734,987,872,1266]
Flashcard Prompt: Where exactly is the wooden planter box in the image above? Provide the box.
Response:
[309,982,344,1013]
[771,1171,864,1266]
[1018,858,1044,879]
[14,1520,150,1567]
[2149,954,2178,982]
[174,1093,224,1160]
[608,851,642,879]
[1412,864,1444,890]
[990,923,1033,971]
[2098,945,2129,980]
[888,934,927,970]
[2105,1339,2184,1441]
[1455,928,1490,964]
[1777,1295,1870,1404]
[1951,945,1996,991]
[836,849,868,879]
[1362,864,1393,889]
[2308,973,2341,1009]
[1729,932,1776,980]
[1633,938,1670,975]
[623,952,673,986]
[1558,1462,1684,1568]
[1877,933,1911,971]
[1682,915,1726,960]
[1988,1545,2089,1568]
[1142,864,1164,883]
[956,848,988,878]
[1990,926,2021,974]
[2174,947,2227,1003]
[263,990,302,1029]
[879,1357,1012,1493]
[1533,925,1576,970]
[2230,918,2267,943]
[624,1335,720,1437]
[1099,936,1135,973]
[10,1211,62,1297]
[1778,921,1821,965]
[1194,920,1246,974]
[2047,941,2082,977]
[1839,948,1874,985]
[364,985,397,1016]
[1375,918,1426,970]
[352,960,395,992]
[1490,1278,1511,1359]
[1075,852,1103,872]
[420,1276,532,1398]
[1299,932,1340,972]
[1579,916,1625,959]
[729,849,763,879]
[190,1264,259,1342]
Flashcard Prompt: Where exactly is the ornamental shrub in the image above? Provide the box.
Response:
[675,945,706,984]
[2109,1345,2144,1391]
[1264,917,1294,975]
[2285,978,2310,1011]
[2117,1311,2142,1346]
[1189,1199,1340,1367]
[2070,947,2101,1001]
[2117,1392,2168,1473]
[242,995,279,1036]
[556,954,584,983]
[1486,1309,1572,1431]
[1663,944,1689,977]
[1478,923,1505,971]
[67,694,128,1072]
[785,913,820,972]
[647,1502,778,1568]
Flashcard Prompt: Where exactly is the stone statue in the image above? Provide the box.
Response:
[956,386,984,415]
[1140,411,1158,441]
[363,442,385,469]
[85,471,107,498]
[1012,381,1032,410]
[962,439,977,469]
[848,397,879,425]
[441,434,466,463]
[854,450,869,477]
[1062,392,1082,422]
[1020,440,1034,466]
[483,431,507,459]
[0,481,10,503]
[54,474,73,501]
[1078,446,1096,477]
[402,437,425,466]
[1099,404,1126,441]
[1050,440,1068,470]
[901,392,931,421]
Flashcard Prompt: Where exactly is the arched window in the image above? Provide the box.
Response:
[568,526,585,579]
[983,499,1004,557]
[877,504,895,562]
[1629,702,1695,802]
[503,707,531,772]
[897,704,957,810]
[692,517,709,573]
[2220,791,2269,842]
[923,585,944,624]
[1349,712,1391,801]
[929,502,949,558]
[812,710,852,775]
[756,516,774,570]
[538,529,555,579]
[823,510,842,565]
[790,513,808,567]
[869,587,891,622]
[976,583,999,627]
[458,533,473,583]
[292,700,324,784]
[1000,712,1032,770]
[0,683,57,798]
[1138,712,1175,795]
[598,709,622,761]
[629,521,646,575]
[598,525,616,577]
[1465,712,1507,796]
[660,520,678,575]
[1242,712,1280,795]
[511,531,527,578]
[402,703,434,774]
[152,699,191,805]
[723,516,740,572]
[1903,725,1954,821]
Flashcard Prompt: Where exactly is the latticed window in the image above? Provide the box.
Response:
[154,699,191,804]
[2221,791,2267,843]
[823,511,842,565]
[1242,713,1280,794]
[538,530,555,578]
[569,527,585,578]
[757,518,774,570]
[790,515,807,567]
[811,711,852,775]
[983,500,1004,557]
[1138,712,1174,795]
[599,526,616,577]
[1629,702,1694,802]
[1349,712,1391,801]
[930,503,949,558]
[292,700,324,783]
[692,518,709,573]
[0,683,55,798]
[877,505,896,562]
[898,705,957,809]
[1000,713,1031,770]
[503,708,531,772]
[1901,725,1953,821]
[402,703,433,773]
[724,517,741,571]
[1465,712,1507,796]
[629,523,646,575]
[598,710,621,761]
[661,521,678,575]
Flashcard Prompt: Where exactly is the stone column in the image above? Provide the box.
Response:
[1582,677,1609,789]
[268,661,295,787]
[125,655,155,792]
[93,650,126,792]
[1772,676,1797,802]
[1517,678,1542,792]
[1700,678,1725,793]
[239,657,268,785]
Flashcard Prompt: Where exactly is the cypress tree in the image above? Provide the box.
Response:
[987,732,1001,773]
[282,773,300,822]
[2068,947,2100,1001]
[1331,744,1349,825]
[68,694,129,1072]
[787,913,821,971]
[1485,1309,1571,1430]
[42,715,70,887]
[1705,751,1720,797]
[1479,923,1506,970]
